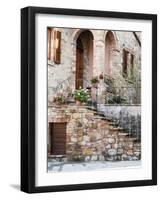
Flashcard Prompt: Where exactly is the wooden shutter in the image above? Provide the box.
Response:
[54,30,61,64]
[50,123,66,155]
[130,54,134,76]
[123,49,128,77]
[47,28,51,60]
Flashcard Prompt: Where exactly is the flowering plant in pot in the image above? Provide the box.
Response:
[73,86,89,106]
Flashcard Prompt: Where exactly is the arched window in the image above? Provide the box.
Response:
[75,30,94,89]
[104,31,116,76]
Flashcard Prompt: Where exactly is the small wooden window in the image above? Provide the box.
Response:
[54,30,61,64]
[123,49,128,77]
[130,54,134,76]
[49,122,66,155]
[123,49,134,78]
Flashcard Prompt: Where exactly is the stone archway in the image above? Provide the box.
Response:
[104,31,117,76]
[75,30,94,89]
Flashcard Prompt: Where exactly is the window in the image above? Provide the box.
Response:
[49,122,66,155]
[130,54,134,77]
[47,28,61,64]
[47,28,51,60]
[123,49,128,77]
[54,30,61,64]
[123,49,134,78]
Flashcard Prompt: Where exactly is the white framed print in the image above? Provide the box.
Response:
[21,6,157,193]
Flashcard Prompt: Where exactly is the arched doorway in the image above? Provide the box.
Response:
[76,38,84,89]
[104,31,116,75]
[75,30,94,89]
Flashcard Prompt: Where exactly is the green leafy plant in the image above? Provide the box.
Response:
[53,96,66,105]
[107,95,127,104]
[90,77,99,84]
[74,87,89,103]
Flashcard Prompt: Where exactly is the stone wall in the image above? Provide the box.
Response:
[48,105,141,162]
[48,28,141,104]
[98,105,141,139]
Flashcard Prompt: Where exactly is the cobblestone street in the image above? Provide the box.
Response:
[48,160,141,172]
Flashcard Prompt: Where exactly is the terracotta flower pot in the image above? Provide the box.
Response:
[99,73,104,80]
[76,100,81,106]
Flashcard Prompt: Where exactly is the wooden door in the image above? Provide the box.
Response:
[76,39,83,89]
[50,123,66,155]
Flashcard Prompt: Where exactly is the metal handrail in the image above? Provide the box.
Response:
[49,75,73,93]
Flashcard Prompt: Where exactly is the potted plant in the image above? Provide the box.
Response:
[99,72,104,80]
[74,86,89,106]
[90,76,99,88]
[53,95,66,105]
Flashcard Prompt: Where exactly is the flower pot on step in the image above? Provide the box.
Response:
[76,100,81,106]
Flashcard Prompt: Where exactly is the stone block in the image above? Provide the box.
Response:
[133,151,141,157]
[121,154,128,161]
[98,154,105,161]
[132,156,139,161]
[90,135,97,142]
[84,156,91,162]
[117,148,124,155]
[108,138,116,144]
[82,148,93,156]
[105,144,112,149]
[78,136,83,142]
[83,135,90,142]
[126,142,134,149]
[108,148,117,156]
[126,149,134,156]
[71,137,77,143]
[112,143,119,149]
[105,155,117,161]
[91,155,98,161]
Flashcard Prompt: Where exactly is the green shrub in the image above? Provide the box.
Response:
[74,87,89,103]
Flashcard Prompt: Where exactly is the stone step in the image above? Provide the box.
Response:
[109,127,124,132]
[94,116,109,121]
[109,122,119,126]
[124,137,138,142]
[86,106,97,112]
[92,116,113,123]
[118,132,130,136]
[93,112,105,117]
[99,117,113,122]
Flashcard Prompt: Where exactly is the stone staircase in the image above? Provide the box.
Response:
[85,106,141,161]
